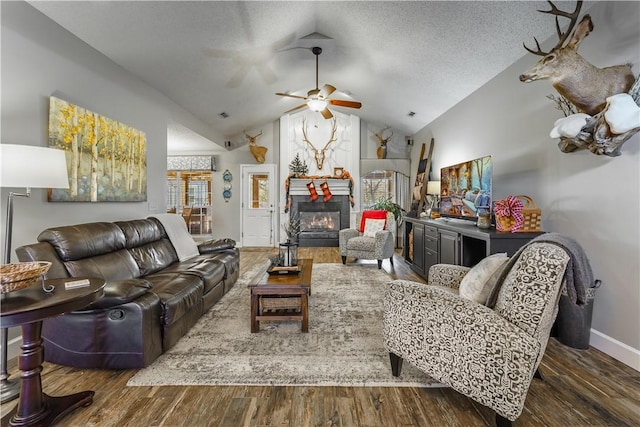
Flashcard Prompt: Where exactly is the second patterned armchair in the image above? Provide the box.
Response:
[339,210,395,269]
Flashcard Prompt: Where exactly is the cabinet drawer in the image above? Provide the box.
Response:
[425,247,438,265]
[424,225,438,238]
[424,234,438,251]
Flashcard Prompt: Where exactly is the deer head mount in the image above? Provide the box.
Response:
[301,117,337,170]
[244,130,267,164]
[519,1,634,116]
[374,126,393,159]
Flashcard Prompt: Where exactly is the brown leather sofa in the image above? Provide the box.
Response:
[16,218,239,369]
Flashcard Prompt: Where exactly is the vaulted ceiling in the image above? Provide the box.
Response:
[28,1,586,150]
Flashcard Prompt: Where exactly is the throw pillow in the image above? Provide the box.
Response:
[458,253,509,304]
[359,210,387,232]
[363,219,386,237]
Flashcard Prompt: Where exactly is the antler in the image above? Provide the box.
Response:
[244,130,263,145]
[302,117,337,170]
[375,126,393,144]
[524,0,583,56]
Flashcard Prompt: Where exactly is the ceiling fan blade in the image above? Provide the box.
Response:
[284,104,308,114]
[320,108,333,119]
[329,99,362,109]
[319,84,336,99]
[276,92,309,100]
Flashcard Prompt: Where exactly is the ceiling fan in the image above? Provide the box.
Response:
[276,46,362,119]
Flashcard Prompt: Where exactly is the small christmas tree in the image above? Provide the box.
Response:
[288,153,308,176]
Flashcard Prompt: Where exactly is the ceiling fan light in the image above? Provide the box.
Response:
[307,99,327,112]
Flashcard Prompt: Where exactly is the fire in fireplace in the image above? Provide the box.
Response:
[300,211,339,232]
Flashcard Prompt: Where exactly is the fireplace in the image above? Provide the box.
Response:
[287,178,352,247]
[290,196,350,247]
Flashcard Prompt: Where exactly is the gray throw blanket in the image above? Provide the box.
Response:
[486,233,595,308]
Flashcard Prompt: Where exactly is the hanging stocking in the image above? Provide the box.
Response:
[307,181,319,202]
[320,180,332,202]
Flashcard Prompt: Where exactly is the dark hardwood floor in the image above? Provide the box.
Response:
[1,247,638,426]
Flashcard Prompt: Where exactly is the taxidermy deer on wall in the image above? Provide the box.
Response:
[374,127,393,159]
[519,1,634,116]
[245,130,267,164]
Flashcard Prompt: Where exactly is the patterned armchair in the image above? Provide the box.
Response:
[383,242,570,426]
[339,211,395,269]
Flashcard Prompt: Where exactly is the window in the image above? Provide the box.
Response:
[166,171,212,235]
[361,170,393,209]
[250,174,269,209]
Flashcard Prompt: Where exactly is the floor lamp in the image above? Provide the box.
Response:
[0,144,69,403]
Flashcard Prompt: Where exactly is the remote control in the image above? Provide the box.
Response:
[65,279,91,289]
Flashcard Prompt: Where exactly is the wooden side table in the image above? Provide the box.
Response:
[0,278,105,427]
[249,259,313,333]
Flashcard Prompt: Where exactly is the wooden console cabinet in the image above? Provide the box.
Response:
[404,217,542,280]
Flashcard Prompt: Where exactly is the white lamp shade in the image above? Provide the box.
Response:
[0,144,69,189]
[307,99,327,112]
[426,180,441,195]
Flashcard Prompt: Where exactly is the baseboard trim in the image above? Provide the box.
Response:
[590,329,640,372]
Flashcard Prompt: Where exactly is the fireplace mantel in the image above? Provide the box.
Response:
[285,174,355,213]
[288,178,351,196]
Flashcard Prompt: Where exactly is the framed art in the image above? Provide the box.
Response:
[47,96,147,202]
[333,167,344,177]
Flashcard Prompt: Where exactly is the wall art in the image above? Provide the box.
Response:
[48,96,147,202]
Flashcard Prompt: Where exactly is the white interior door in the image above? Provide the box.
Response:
[240,164,276,247]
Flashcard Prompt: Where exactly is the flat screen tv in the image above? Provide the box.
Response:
[439,155,492,221]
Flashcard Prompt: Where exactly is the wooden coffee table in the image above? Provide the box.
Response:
[249,258,313,333]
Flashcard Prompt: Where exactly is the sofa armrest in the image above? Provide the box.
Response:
[427,264,471,289]
[383,279,540,421]
[198,238,236,254]
[90,278,153,309]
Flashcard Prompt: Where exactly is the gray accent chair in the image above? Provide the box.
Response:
[383,242,571,426]
[339,211,395,269]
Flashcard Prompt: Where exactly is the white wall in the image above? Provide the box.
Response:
[410,1,639,369]
[0,1,228,264]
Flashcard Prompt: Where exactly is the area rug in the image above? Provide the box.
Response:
[127,262,441,387]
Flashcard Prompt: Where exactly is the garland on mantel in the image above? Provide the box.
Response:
[284,171,355,213]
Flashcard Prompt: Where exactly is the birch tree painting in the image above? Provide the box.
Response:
[48,96,147,202]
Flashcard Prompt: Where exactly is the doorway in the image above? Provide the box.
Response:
[166,171,213,235]
[240,164,277,247]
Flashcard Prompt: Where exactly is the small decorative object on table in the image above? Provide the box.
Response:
[477,212,492,229]
[267,264,301,275]
[494,195,541,233]
[279,240,298,267]
[0,261,52,293]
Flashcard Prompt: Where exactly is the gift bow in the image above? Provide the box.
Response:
[494,195,524,232]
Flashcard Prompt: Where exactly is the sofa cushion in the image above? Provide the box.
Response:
[90,279,153,309]
[145,272,204,326]
[458,253,508,304]
[198,238,236,254]
[116,219,166,248]
[38,222,126,261]
[161,257,226,294]
[64,249,141,281]
[128,239,179,276]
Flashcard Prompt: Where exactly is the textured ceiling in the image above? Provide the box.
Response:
[27,1,587,150]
